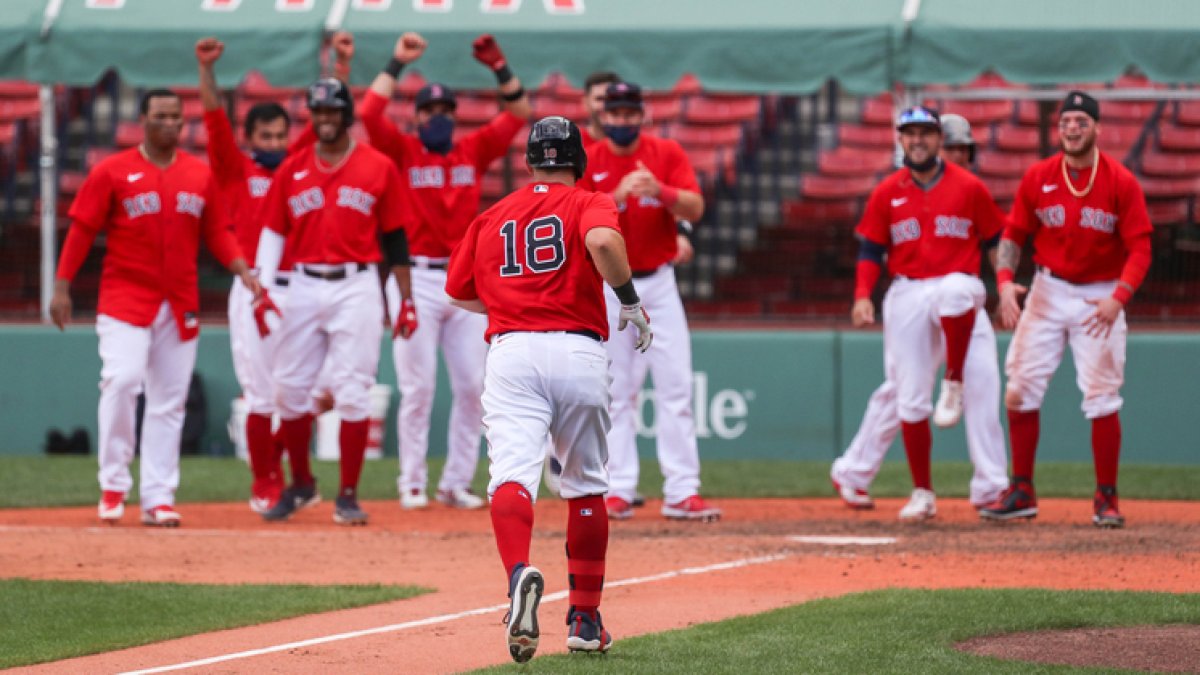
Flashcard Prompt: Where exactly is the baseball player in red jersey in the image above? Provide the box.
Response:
[50,89,259,527]
[831,113,1008,510]
[852,106,1005,521]
[360,32,532,511]
[579,71,620,146]
[446,116,651,663]
[255,78,414,525]
[981,91,1152,528]
[577,81,718,522]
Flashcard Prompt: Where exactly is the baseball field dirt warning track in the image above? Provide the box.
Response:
[2,497,1198,673]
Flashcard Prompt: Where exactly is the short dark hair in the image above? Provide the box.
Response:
[139,88,180,115]
[583,71,620,92]
[244,102,290,138]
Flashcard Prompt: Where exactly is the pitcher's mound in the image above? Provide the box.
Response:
[957,625,1200,673]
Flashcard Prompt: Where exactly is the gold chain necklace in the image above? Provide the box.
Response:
[1061,146,1099,199]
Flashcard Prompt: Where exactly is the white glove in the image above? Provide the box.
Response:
[618,302,653,353]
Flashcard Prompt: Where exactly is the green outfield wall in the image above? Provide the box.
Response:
[0,326,1194,464]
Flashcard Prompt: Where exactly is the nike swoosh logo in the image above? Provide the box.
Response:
[126,172,143,183]
[593,171,610,181]
[293,170,309,180]
[1042,184,1058,193]
[890,197,907,207]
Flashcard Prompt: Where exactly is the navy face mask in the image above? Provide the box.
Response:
[251,149,287,170]
[419,114,455,154]
[604,124,640,147]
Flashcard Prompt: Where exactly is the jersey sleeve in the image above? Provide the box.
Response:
[378,161,406,233]
[203,109,244,187]
[445,216,482,301]
[1004,169,1041,244]
[855,185,891,246]
[200,174,242,267]
[360,90,409,161]
[579,192,620,236]
[66,164,114,232]
[466,111,526,171]
[665,140,701,192]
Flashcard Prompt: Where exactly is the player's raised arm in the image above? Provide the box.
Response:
[362,32,425,157]
[472,34,532,120]
[195,38,224,112]
[330,31,354,83]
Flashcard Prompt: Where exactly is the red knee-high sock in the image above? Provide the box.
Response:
[1008,409,1040,482]
[940,311,976,382]
[566,495,609,614]
[901,420,933,490]
[338,419,369,497]
[280,414,315,487]
[1091,413,1121,487]
[490,482,535,580]
[245,413,280,489]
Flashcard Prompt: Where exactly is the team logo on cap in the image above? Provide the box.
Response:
[1074,95,1082,104]
[432,85,443,97]
[545,147,558,159]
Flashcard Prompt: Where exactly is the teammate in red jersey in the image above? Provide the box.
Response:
[981,91,1153,528]
[359,31,533,511]
[852,106,1005,521]
[577,81,718,522]
[446,116,651,663]
[255,78,414,525]
[579,71,620,146]
[50,89,259,527]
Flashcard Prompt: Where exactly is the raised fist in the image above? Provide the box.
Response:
[472,34,507,70]
[195,38,224,66]
[332,31,354,63]
[394,32,427,64]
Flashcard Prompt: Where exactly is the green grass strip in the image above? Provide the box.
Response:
[476,588,1200,674]
[0,578,428,668]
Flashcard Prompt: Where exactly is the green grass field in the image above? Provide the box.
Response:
[0,579,428,669]
[1,456,1198,508]
[475,588,1200,674]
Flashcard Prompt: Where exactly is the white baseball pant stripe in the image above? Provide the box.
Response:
[1005,270,1126,419]
[274,267,383,422]
[386,270,487,493]
[604,265,701,505]
[484,332,612,502]
[96,302,198,509]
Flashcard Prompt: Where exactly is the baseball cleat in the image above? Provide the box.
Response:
[932,379,964,428]
[1093,486,1125,529]
[543,455,563,498]
[898,488,937,521]
[631,492,647,508]
[98,490,125,523]
[333,494,369,525]
[436,486,485,510]
[566,607,613,653]
[249,481,284,514]
[662,495,722,522]
[979,481,1038,521]
[141,504,182,527]
[832,478,875,510]
[506,563,544,663]
[605,496,633,521]
[261,482,318,522]
[400,486,429,510]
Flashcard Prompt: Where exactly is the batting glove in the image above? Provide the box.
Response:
[618,302,653,353]
[252,290,281,338]
[471,34,507,70]
[394,297,418,339]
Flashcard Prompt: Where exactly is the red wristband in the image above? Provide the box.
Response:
[1112,284,1133,305]
[658,185,679,208]
[996,268,1015,286]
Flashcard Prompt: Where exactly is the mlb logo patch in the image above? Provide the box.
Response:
[580,508,593,516]
[534,185,549,193]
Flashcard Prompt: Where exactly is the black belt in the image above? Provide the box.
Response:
[274,276,289,287]
[300,263,368,281]
[416,261,448,270]
[497,329,602,343]
[631,268,660,279]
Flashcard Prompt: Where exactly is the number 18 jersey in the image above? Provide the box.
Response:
[445,182,620,343]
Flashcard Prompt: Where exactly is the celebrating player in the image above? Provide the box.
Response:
[831,112,1007,510]
[980,91,1152,528]
[50,89,259,527]
[359,31,532,511]
[256,78,414,525]
[446,116,651,662]
[850,106,1005,521]
[579,71,620,145]
[577,81,718,521]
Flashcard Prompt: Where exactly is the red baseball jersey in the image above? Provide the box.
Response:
[360,90,526,257]
[445,181,620,342]
[856,161,1004,279]
[203,109,314,263]
[577,134,699,271]
[261,142,404,265]
[1005,151,1153,284]
[58,147,240,339]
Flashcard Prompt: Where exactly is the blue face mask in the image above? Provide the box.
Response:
[251,149,287,171]
[419,114,455,154]
[604,124,640,147]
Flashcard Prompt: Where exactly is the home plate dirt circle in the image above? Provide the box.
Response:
[956,625,1200,673]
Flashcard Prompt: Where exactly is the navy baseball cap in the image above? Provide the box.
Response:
[896,106,941,131]
[604,82,643,111]
[415,83,457,111]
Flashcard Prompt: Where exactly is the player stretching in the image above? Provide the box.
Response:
[51,89,259,527]
[851,106,1005,521]
[981,91,1152,528]
[360,31,532,511]
[446,117,651,662]
[256,78,414,525]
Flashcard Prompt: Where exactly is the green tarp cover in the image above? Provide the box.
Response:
[0,0,43,80]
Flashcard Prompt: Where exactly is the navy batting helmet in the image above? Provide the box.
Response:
[526,116,586,179]
[307,77,354,125]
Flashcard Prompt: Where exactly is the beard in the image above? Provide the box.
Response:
[1062,134,1096,160]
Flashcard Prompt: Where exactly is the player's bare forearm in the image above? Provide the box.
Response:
[198,64,221,111]
[499,76,532,120]
[585,227,634,288]
[669,190,704,223]
[390,264,413,301]
[369,72,397,99]
[996,239,1021,278]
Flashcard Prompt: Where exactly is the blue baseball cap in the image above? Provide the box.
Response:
[896,106,941,131]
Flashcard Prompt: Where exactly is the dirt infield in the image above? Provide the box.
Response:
[2,496,1199,674]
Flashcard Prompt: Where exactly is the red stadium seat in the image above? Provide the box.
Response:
[1015,100,1043,127]
[59,171,87,197]
[533,97,585,122]
[799,174,875,200]
[186,122,208,149]
[1176,101,1200,127]
[860,96,893,126]
[0,98,39,122]
[1158,124,1200,152]
[0,81,38,98]
[1103,101,1157,123]
[396,73,428,98]
[86,147,116,169]
[666,123,743,149]
[1145,198,1189,224]
[994,125,1042,153]
[1139,177,1200,200]
[942,99,1013,125]
[838,124,894,149]
[717,274,791,298]
[768,299,848,318]
[817,146,892,177]
[1141,151,1200,177]
[0,122,14,146]
[684,299,763,319]
[645,97,682,124]
[685,147,736,184]
[1113,73,1167,90]
[674,74,702,96]
[982,177,1020,202]
[781,199,861,225]
[114,121,141,147]
[455,96,499,125]
[683,95,761,126]
[976,151,1038,178]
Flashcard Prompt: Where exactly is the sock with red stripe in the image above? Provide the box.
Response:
[566,494,609,613]
[901,419,933,491]
[1091,412,1121,487]
[338,418,369,497]
[490,482,535,580]
[280,414,315,487]
[245,413,279,491]
[939,310,976,382]
[1008,409,1040,482]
